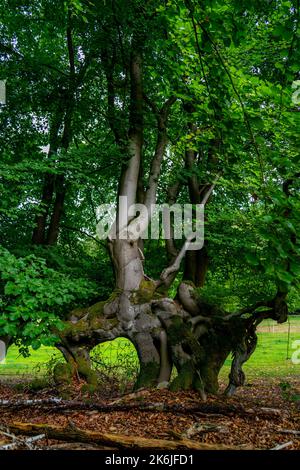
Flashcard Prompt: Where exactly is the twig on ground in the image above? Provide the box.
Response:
[0,425,45,450]
[271,441,293,450]
[277,430,300,436]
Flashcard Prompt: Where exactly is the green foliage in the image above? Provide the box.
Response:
[279,381,300,403]
[0,246,97,353]
[0,0,299,355]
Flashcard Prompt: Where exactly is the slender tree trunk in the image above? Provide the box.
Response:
[46,175,67,245]
[0,335,10,362]
[32,107,62,245]
[183,247,209,287]
[32,15,76,247]
[32,174,55,244]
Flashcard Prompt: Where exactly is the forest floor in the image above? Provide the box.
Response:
[0,376,299,451]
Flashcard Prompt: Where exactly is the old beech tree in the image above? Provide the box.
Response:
[1,0,299,398]
[50,1,297,398]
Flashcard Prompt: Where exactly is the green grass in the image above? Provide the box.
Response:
[0,339,137,377]
[220,332,300,380]
[220,316,300,379]
[0,345,60,376]
[0,317,299,380]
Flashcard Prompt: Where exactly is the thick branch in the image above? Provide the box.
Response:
[117,45,143,223]
[158,174,220,287]
[127,96,176,238]
[144,97,177,210]
[165,180,182,260]
[66,10,75,79]
[102,48,125,145]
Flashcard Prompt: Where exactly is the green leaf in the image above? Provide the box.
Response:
[245,253,260,266]
[277,271,294,284]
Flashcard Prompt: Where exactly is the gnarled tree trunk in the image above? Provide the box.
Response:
[52,35,289,400]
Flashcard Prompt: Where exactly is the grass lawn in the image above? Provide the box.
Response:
[0,317,299,380]
[220,316,300,380]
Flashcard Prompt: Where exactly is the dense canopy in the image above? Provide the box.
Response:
[0,0,299,396]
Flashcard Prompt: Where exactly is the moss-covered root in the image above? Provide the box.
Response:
[72,347,98,393]
[135,360,161,389]
[53,362,74,386]
[169,362,206,400]
[225,329,258,397]
[199,346,231,394]
[171,351,225,396]
[169,362,193,391]
[54,345,98,394]
[200,364,221,395]
[166,316,206,399]
[133,332,161,389]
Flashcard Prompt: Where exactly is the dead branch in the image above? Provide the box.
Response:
[277,429,300,436]
[0,399,287,420]
[271,441,293,450]
[6,422,238,450]
[158,173,220,287]
[0,425,45,450]
[182,422,229,439]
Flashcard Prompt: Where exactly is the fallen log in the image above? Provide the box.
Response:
[0,434,45,450]
[0,399,287,420]
[46,442,115,451]
[0,425,45,450]
[0,398,62,407]
[6,422,243,450]
[258,407,283,417]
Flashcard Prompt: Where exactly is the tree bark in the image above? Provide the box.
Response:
[46,175,67,245]
[32,173,55,245]
[0,335,10,361]
[32,15,76,246]
[183,248,209,287]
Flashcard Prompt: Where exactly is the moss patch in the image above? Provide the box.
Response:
[131,279,157,304]
[170,362,194,391]
[134,360,160,389]
[76,357,98,387]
